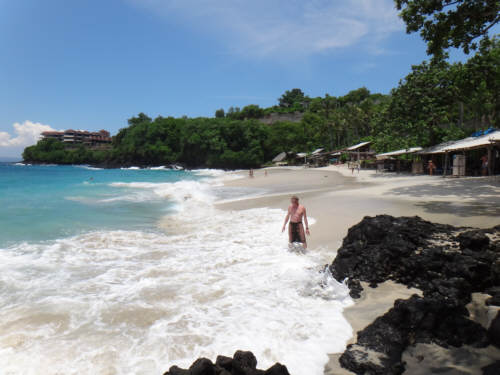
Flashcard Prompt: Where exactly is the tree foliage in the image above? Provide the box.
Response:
[375,36,500,151]
[215,108,225,118]
[396,0,500,55]
[278,88,309,110]
[23,139,108,164]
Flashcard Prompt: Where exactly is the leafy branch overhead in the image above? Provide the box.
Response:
[396,0,500,55]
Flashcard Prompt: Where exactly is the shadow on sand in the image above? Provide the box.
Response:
[413,201,500,218]
[387,177,500,218]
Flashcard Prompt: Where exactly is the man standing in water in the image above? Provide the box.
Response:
[282,195,310,248]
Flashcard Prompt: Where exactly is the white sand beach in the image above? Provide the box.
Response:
[220,166,500,248]
[218,165,500,374]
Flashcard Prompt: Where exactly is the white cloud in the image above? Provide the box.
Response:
[128,0,403,58]
[0,121,56,148]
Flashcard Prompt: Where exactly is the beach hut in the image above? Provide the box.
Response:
[345,141,375,162]
[311,148,324,155]
[340,141,376,169]
[294,152,308,165]
[376,147,422,173]
[308,148,328,167]
[419,129,500,176]
[272,152,287,165]
[347,141,372,152]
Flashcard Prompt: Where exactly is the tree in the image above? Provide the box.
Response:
[128,112,152,126]
[341,87,371,105]
[278,88,306,108]
[215,108,225,118]
[458,36,500,128]
[373,58,465,151]
[226,106,241,119]
[396,0,500,56]
[239,104,264,119]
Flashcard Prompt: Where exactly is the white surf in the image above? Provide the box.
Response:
[0,173,353,375]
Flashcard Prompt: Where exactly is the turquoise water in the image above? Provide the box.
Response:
[0,163,200,246]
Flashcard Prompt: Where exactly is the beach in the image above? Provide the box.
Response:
[218,165,500,374]
[220,166,500,247]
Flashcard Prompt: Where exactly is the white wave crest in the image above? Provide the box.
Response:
[76,165,104,170]
[109,180,215,209]
[192,168,226,177]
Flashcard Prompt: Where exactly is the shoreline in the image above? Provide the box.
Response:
[218,165,500,374]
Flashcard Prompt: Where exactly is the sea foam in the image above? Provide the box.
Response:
[0,172,353,375]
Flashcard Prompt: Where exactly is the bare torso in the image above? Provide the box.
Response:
[289,204,305,223]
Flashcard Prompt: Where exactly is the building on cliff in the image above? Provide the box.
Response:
[259,112,304,125]
[41,129,112,146]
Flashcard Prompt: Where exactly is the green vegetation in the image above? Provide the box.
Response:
[23,15,499,169]
[396,0,500,56]
[376,37,500,151]
[23,139,108,165]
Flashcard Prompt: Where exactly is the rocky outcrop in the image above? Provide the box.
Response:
[330,215,500,374]
[259,112,304,125]
[163,351,290,375]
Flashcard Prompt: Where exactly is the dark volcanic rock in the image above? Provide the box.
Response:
[163,351,289,375]
[189,358,216,375]
[232,350,258,375]
[216,356,233,372]
[458,230,490,251]
[330,215,500,305]
[483,360,500,375]
[263,363,289,375]
[489,311,500,347]
[330,215,500,374]
[167,366,190,375]
[486,286,500,306]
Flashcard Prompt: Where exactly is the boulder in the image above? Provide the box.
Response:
[163,352,288,375]
[482,360,500,375]
[216,356,233,372]
[233,350,257,370]
[164,366,189,375]
[263,363,290,375]
[488,311,500,347]
[330,215,500,374]
[189,358,215,375]
[458,230,490,251]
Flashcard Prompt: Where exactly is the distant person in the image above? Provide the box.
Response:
[282,195,310,249]
[481,155,488,176]
[265,170,268,177]
[249,169,254,178]
[428,160,436,176]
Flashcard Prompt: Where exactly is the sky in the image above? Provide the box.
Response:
[0,0,474,158]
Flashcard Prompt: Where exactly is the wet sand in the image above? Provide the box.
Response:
[218,166,500,374]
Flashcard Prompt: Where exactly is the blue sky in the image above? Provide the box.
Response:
[0,0,475,157]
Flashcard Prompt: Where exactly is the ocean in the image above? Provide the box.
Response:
[0,163,352,375]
